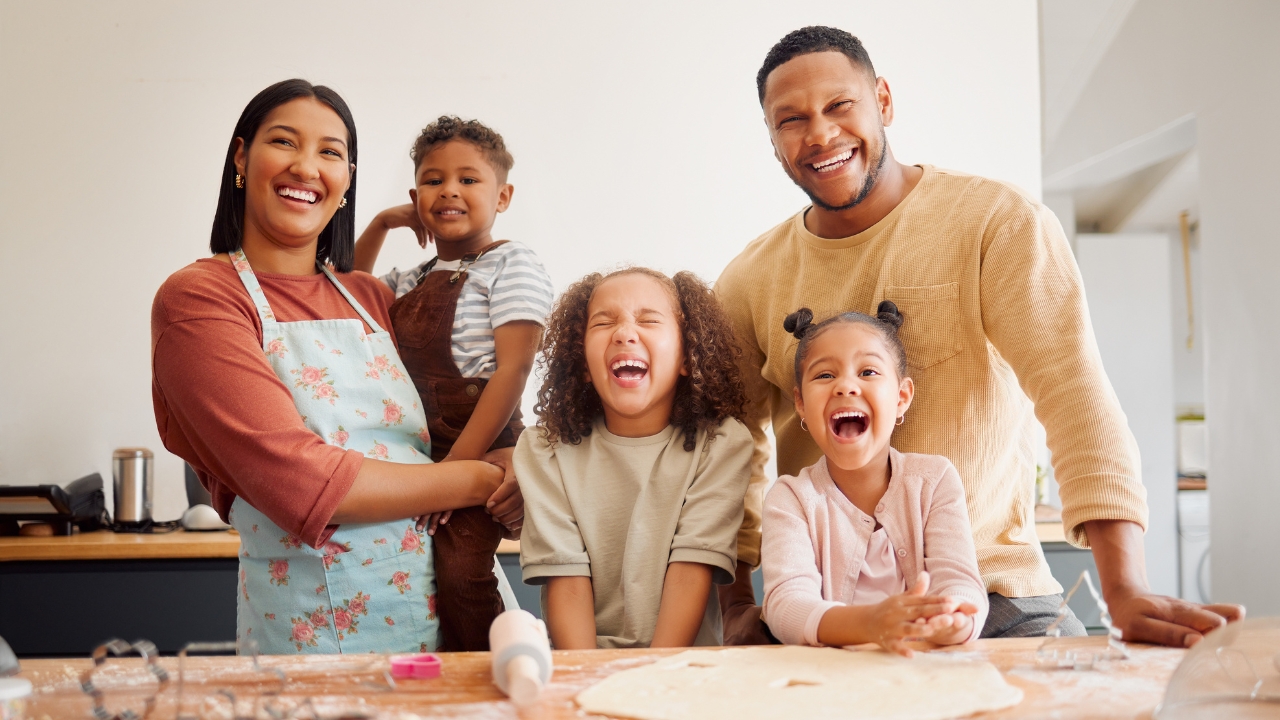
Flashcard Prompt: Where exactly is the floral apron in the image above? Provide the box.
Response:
[227,250,439,654]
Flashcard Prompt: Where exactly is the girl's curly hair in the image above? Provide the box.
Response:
[534,268,747,452]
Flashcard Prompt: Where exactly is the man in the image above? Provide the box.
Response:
[716,26,1244,645]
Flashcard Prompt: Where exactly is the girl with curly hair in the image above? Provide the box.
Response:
[515,267,753,648]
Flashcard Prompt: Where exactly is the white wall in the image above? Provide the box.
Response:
[1049,0,1280,612]
[1076,233,1178,597]
[0,1,1042,521]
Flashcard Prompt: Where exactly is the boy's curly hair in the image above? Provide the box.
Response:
[534,268,747,452]
[410,115,514,180]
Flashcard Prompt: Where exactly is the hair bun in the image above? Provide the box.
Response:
[783,308,816,339]
[875,300,904,331]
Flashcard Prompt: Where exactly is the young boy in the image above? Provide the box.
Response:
[355,116,553,651]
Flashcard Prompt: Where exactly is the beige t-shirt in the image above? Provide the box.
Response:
[717,165,1147,598]
[516,418,752,648]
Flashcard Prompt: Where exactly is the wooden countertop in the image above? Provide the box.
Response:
[17,638,1184,719]
[0,529,521,562]
[0,528,1062,563]
[0,529,242,562]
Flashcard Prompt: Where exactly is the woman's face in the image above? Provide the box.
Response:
[794,322,913,474]
[234,97,353,251]
[583,273,688,437]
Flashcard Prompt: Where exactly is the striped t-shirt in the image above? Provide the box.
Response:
[381,241,554,378]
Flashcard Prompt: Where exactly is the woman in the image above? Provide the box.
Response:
[151,79,521,654]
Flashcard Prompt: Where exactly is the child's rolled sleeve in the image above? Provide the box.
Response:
[669,419,753,585]
[515,430,591,584]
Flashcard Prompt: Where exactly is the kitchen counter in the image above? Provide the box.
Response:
[0,529,240,562]
[0,529,521,562]
[16,638,1184,719]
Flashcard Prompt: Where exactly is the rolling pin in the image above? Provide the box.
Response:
[489,609,553,706]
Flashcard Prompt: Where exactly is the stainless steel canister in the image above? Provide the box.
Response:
[112,448,154,524]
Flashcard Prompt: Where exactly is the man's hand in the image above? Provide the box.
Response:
[1084,519,1245,647]
[482,447,523,536]
[1107,590,1244,647]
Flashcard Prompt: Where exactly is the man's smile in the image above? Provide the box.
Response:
[809,147,856,173]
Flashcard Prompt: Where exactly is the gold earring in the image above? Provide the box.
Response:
[339,197,348,209]
[800,418,808,432]
[895,415,905,426]
[234,174,244,189]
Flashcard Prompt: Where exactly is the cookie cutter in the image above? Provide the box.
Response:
[80,639,169,720]
[1036,570,1130,670]
[390,653,443,679]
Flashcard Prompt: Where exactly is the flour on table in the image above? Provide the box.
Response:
[576,646,1023,720]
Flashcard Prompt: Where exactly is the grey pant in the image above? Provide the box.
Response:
[980,593,1087,638]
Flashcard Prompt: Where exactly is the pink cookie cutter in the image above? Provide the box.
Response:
[390,653,443,679]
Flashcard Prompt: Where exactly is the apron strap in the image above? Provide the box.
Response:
[228,250,278,324]
[318,263,386,334]
[227,249,386,334]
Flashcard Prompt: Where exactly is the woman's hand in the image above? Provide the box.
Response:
[378,204,431,249]
[482,447,524,537]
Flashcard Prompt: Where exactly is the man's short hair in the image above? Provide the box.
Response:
[756,26,877,105]
[410,115,514,180]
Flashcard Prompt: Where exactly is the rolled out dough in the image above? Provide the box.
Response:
[576,646,1023,720]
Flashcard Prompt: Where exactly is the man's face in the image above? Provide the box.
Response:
[762,51,892,212]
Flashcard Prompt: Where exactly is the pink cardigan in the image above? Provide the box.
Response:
[761,449,988,646]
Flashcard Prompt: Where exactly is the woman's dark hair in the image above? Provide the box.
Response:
[535,268,748,452]
[210,79,358,272]
[784,300,908,388]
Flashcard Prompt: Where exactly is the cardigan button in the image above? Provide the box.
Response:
[897,548,907,557]
[465,384,480,397]
[875,503,885,513]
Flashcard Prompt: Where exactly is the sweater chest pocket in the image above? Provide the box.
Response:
[884,283,963,370]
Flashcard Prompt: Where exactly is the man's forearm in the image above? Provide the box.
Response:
[1083,519,1149,600]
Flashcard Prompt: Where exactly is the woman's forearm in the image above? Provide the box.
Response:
[651,562,713,647]
[331,458,502,523]
[546,576,597,649]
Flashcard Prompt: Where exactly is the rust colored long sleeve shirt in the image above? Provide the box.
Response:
[151,258,397,548]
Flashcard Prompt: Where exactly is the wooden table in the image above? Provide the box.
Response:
[0,531,527,657]
[16,639,1183,719]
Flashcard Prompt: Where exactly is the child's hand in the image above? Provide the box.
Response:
[417,510,452,535]
[867,572,964,657]
[377,204,431,249]
[918,608,978,646]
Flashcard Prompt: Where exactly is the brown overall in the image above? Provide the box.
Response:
[388,240,525,651]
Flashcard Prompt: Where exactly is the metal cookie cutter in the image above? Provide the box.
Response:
[1036,570,1131,670]
[174,639,287,720]
[80,639,169,720]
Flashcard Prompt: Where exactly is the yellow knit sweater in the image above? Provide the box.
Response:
[716,166,1147,597]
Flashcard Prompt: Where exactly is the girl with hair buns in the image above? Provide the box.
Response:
[515,268,753,649]
[760,302,987,655]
